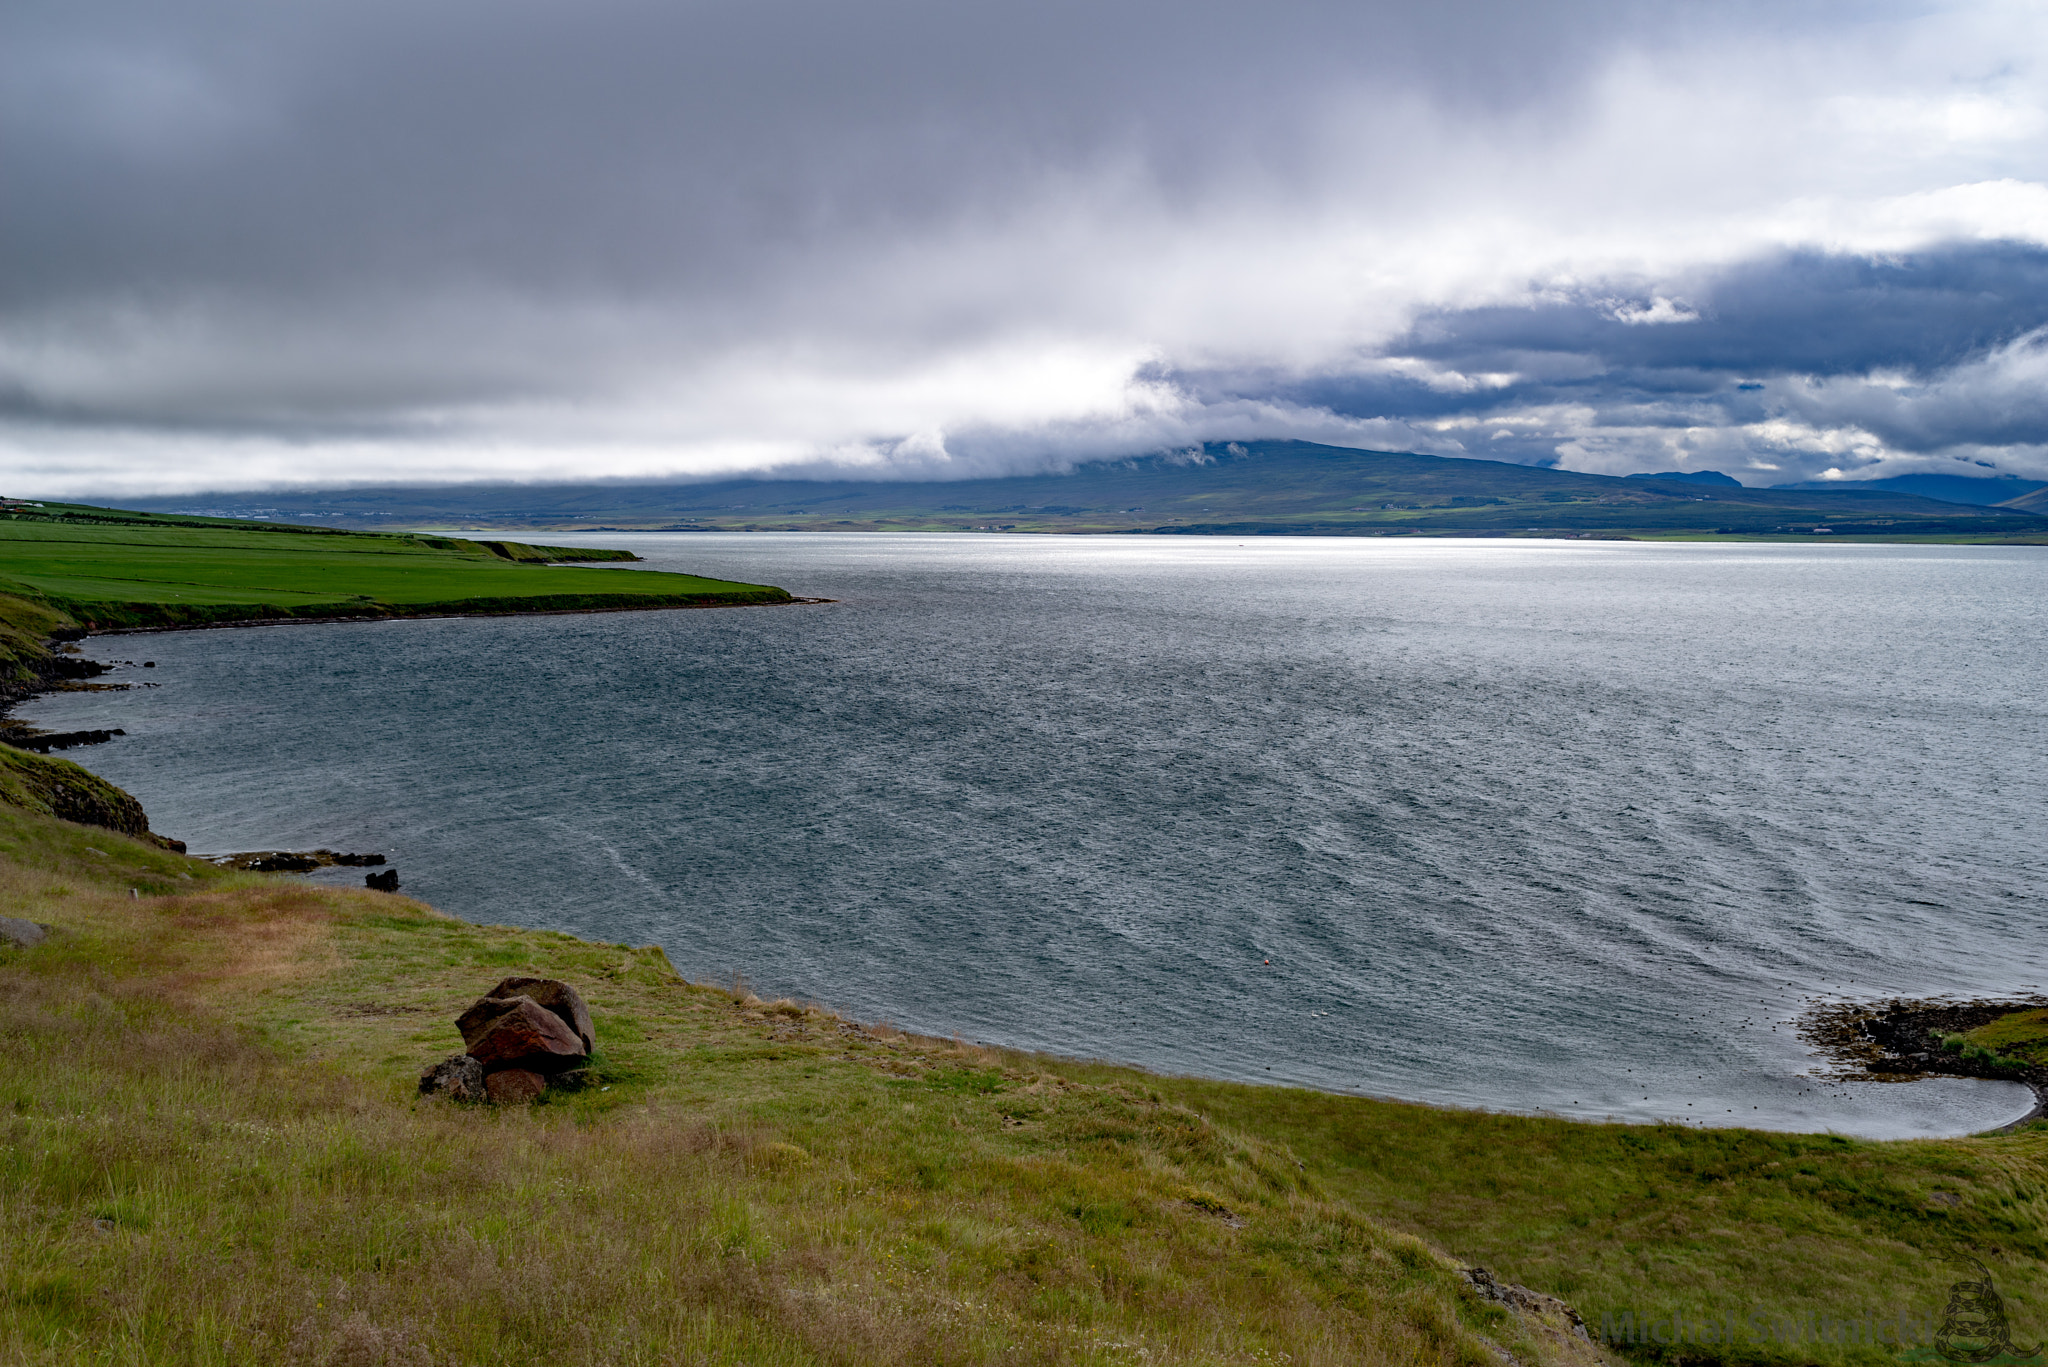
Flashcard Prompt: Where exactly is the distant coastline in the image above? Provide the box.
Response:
[0,505,812,757]
[112,440,2048,545]
[85,594,833,636]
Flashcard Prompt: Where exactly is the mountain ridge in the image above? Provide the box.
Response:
[115,441,2048,541]
[1768,472,2048,506]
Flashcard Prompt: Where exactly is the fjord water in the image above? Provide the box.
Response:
[33,535,2048,1137]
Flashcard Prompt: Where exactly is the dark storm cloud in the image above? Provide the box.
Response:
[1,0,2043,491]
[0,0,1647,307]
[1397,245,2048,379]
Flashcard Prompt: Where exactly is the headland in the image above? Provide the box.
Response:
[0,500,797,640]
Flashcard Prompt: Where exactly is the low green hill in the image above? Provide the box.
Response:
[119,442,2048,541]
[0,501,791,629]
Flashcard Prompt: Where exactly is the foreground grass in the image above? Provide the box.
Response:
[1,804,2043,1365]
[0,805,1587,1367]
[0,505,790,627]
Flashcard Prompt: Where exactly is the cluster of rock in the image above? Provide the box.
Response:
[210,848,387,872]
[206,847,399,891]
[419,976,596,1105]
[3,727,127,753]
[1804,996,2048,1133]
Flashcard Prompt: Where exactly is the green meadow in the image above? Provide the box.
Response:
[0,503,789,627]
[1,769,2043,1366]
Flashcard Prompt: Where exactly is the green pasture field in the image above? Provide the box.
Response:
[0,504,789,625]
[1,775,2043,1365]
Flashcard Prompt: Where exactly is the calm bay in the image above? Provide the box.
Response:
[26,534,2047,1137]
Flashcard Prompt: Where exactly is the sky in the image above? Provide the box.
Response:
[5,0,2048,495]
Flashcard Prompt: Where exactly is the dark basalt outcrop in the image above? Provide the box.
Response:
[41,655,110,681]
[3,728,127,753]
[0,742,178,846]
[212,849,387,872]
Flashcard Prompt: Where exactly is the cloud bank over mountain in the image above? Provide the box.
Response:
[4,0,2047,494]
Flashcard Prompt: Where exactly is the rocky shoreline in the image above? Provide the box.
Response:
[83,595,834,636]
[0,599,830,880]
[0,627,156,745]
[1801,996,2048,1131]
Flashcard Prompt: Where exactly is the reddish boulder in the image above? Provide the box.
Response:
[470,977,595,1055]
[460,995,587,1071]
[485,1069,547,1105]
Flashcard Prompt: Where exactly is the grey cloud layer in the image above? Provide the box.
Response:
[2,0,2042,491]
[1163,244,2048,476]
[5,0,1645,297]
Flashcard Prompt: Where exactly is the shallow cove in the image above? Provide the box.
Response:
[28,534,2046,1137]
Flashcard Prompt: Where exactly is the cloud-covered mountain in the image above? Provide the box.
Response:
[4,0,2047,494]
[122,441,2048,541]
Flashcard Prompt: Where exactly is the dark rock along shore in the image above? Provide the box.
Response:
[1802,997,2048,1130]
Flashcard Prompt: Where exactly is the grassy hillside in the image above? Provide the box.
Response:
[121,443,2048,541]
[0,501,792,628]
[2,781,2044,1365]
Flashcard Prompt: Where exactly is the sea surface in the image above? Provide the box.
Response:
[26,534,2048,1138]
